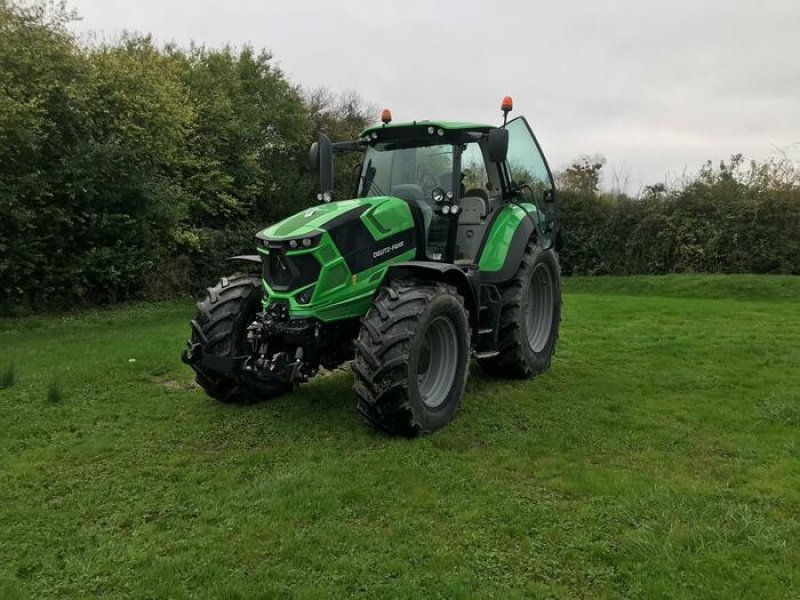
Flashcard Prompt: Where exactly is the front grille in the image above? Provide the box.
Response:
[262,246,321,292]
[268,250,292,288]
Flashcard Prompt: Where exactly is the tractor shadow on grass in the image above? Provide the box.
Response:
[207,362,530,440]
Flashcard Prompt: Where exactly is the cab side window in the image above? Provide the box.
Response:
[460,142,489,196]
[505,117,553,201]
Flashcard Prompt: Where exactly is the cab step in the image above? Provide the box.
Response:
[473,350,499,359]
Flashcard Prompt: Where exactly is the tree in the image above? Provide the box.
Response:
[556,154,606,194]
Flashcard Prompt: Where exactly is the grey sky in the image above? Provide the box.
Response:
[68,0,800,191]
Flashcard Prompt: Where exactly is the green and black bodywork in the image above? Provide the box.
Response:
[183,110,562,435]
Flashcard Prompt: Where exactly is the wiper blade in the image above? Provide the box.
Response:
[359,161,386,197]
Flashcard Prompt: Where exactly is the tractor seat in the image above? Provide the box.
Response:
[454,189,489,263]
[457,195,487,225]
[463,188,489,202]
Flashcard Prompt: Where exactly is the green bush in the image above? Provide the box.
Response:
[0,4,194,311]
[558,155,800,276]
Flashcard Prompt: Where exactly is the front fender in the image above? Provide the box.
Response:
[384,262,478,329]
[226,255,262,274]
[226,254,262,265]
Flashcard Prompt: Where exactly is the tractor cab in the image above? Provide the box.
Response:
[310,99,559,266]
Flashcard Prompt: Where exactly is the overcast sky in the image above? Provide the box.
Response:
[67,0,800,191]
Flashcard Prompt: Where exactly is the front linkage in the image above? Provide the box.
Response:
[182,302,357,386]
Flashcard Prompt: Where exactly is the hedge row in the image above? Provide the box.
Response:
[558,156,800,276]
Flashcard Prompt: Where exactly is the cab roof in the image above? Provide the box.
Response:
[360,120,494,137]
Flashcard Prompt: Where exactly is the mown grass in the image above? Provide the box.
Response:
[0,275,798,599]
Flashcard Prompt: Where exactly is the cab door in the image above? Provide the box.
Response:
[505,117,559,249]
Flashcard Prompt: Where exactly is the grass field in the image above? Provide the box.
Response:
[1,275,798,599]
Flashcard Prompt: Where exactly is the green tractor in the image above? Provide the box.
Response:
[182,97,562,435]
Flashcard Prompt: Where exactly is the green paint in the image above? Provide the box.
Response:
[258,196,416,323]
[262,199,365,239]
[360,197,414,241]
[478,202,538,272]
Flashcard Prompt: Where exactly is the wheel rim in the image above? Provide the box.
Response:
[417,315,459,408]
[526,263,555,353]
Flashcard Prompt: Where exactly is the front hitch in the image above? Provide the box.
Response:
[183,340,307,384]
[244,348,305,383]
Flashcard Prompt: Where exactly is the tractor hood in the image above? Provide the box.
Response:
[258,196,415,243]
[261,199,367,240]
[254,196,419,319]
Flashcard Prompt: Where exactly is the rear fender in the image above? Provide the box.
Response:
[477,204,536,284]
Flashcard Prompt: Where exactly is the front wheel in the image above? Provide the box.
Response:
[353,280,470,436]
[188,273,292,403]
[479,242,561,378]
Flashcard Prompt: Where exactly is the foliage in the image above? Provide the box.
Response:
[0,2,374,313]
[166,44,314,290]
[558,154,800,276]
[1,276,798,597]
[0,3,194,311]
[556,153,606,194]
[304,86,377,201]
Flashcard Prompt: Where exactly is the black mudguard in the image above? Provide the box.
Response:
[384,261,479,329]
[226,254,262,265]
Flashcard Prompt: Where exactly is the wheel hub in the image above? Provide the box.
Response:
[416,315,459,408]
[525,262,555,353]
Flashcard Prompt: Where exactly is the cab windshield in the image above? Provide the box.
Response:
[357,143,455,260]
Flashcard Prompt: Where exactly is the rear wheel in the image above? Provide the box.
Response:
[479,241,561,378]
[353,280,470,436]
[189,273,291,403]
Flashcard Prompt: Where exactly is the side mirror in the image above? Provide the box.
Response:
[308,133,333,194]
[488,128,509,162]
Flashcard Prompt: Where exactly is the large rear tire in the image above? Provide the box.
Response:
[189,273,292,403]
[479,241,561,378]
[353,280,470,436]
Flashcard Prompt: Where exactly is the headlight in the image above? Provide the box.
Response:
[285,232,322,250]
